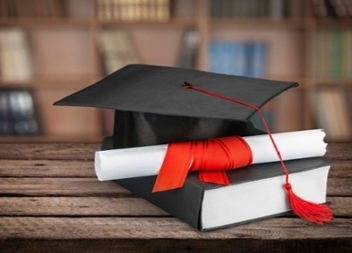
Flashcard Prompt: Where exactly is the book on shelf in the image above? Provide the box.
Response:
[313,0,352,18]
[314,89,352,141]
[209,40,272,130]
[0,0,66,18]
[312,29,352,81]
[210,0,287,18]
[331,29,342,79]
[209,40,245,76]
[285,0,304,17]
[96,29,141,135]
[178,27,199,69]
[0,28,34,82]
[0,87,41,136]
[96,0,172,22]
[209,40,268,77]
[96,29,141,75]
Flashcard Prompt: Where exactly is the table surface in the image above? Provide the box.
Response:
[0,142,351,253]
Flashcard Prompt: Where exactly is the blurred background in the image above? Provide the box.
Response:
[0,0,351,143]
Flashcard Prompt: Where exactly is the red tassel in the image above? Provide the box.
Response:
[284,183,333,225]
[183,83,334,225]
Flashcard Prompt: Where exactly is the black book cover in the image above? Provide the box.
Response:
[102,137,332,231]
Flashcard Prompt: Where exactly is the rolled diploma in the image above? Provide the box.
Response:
[95,129,327,181]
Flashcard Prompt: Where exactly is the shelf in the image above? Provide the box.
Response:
[0,17,199,29]
[0,134,103,143]
[313,80,352,88]
[98,17,198,28]
[313,18,352,28]
[210,17,305,29]
[0,17,94,28]
[0,76,101,89]
[1,0,351,142]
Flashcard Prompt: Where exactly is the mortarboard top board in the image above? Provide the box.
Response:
[54,64,298,148]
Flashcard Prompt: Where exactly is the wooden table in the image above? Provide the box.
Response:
[0,142,351,253]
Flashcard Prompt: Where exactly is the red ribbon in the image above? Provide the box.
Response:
[176,82,333,225]
[152,82,333,225]
[152,136,253,192]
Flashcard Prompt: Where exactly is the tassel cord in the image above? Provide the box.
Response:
[183,82,333,224]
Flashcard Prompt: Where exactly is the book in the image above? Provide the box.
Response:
[0,87,41,136]
[96,29,141,74]
[285,0,304,17]
[96,0,171,22]
[313,0,352,18]
[244,41,268,78]
[209,40,268,77]
[330,29,342,79]
[178,27,199,69]
[210,0,295,18]
[341,29,352,80]
[269,0,284,19]
[0,0,66,18]
[209,40,271,130]
[314,89,352,141]
[0,28,34,82]
[57,64,334,230]
[101,136,332,231]
[312,29,352,81]
[209,40,246,76]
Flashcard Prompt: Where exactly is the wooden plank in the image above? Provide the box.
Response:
[0,143,99,160]
[328,197,352,217]
[327,178,352,196]
[1,237,351,253]
[0,160,95,178]
[0,178,130,196]
[0,177,350,197]
[326,143,352,160]
[0,196,349,217]
[0,217,351,240]
[329,160,352,178]
[0,142,351,161]
[0,197,168,216]
[0,159,351,178]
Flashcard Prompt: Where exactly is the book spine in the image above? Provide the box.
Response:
[285,0,304,17]
[230,41,246,76]
[0,28,34,82]
[178,28,199,69]
[314,89,352,141]
[252,41,268,78]
[341,29,352,80]
[0,88,40,136]
[0,89,15,135]
[209,0,273,18]
[209,40,267,78]
[97,30,140,75]
[96,0,171,22]
[209,41,225,74]
[330,29,342,79]
[269,0,285,19]
[243,42,255,77]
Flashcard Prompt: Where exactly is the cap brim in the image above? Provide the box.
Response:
[54,64,298,121]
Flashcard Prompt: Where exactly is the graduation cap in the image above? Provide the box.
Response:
[55,64,333,226]
[54,64,298,148]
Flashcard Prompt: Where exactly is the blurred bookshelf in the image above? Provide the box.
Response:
[0,0,351,142]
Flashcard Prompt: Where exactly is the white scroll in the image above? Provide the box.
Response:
[95,129,327,181]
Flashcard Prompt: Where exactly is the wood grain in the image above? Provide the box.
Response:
[1,217,351,240]
[0,196,349,217]
[0,142,351,253]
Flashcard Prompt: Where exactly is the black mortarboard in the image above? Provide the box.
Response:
[54,64,298,148]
